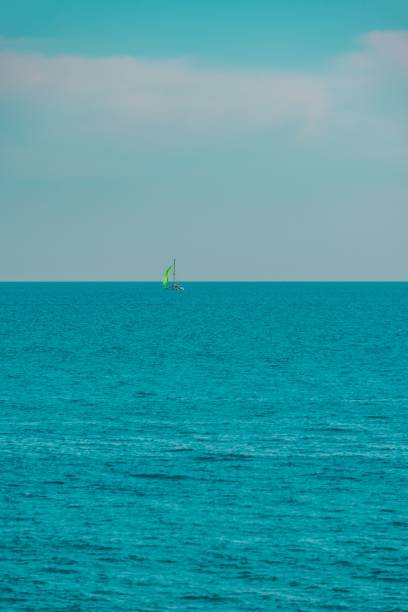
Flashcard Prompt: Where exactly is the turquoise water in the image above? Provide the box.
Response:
[1,282,407,611]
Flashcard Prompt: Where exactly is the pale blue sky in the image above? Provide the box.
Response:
[0,1,407,280]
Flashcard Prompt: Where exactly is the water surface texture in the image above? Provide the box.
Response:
[1,282,407,611]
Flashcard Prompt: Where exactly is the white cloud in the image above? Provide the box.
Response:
[338,30,408,74]
[0,47,327,131]
[321,31,408,160]
[0,31,407,149]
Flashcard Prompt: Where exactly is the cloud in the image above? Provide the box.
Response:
[0,31,407,149]
[0,45,327,131]
[337,30,408,75]
[322,31,408,160]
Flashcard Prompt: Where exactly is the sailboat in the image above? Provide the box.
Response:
[163,259,184,291]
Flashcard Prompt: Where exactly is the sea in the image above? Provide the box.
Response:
[0,282,407,611]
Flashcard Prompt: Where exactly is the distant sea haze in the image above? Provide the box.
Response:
[1,282,407,610]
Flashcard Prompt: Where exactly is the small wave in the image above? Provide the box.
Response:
[180,594,233,603]
[44,567,78,575]
[129,473,189,481]
[194,452,253,463]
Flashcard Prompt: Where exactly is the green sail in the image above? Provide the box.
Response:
[163,264,173,288]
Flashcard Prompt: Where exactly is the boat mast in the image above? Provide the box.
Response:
[173,258,176,287]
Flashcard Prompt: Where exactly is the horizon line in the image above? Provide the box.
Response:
[0,280,407,284]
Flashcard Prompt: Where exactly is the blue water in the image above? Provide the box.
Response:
[1,282,407,611]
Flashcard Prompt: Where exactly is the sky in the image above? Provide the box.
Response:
[0,1,407,280]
